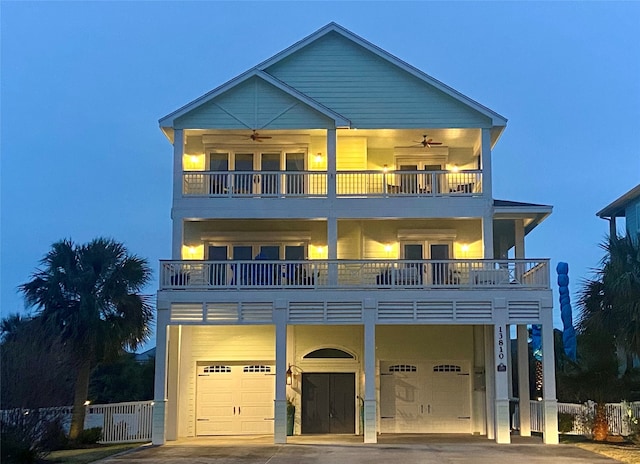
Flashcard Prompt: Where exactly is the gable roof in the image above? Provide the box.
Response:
[256,22,507,127]
[160,23,507,139]
[597,184,640,218]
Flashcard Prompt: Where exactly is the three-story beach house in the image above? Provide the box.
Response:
[153,23,558,445]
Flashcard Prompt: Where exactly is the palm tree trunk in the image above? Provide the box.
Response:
[68,359,91,440]
[593,403,609,441]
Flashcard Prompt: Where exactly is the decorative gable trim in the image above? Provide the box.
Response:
[159,69,350,129]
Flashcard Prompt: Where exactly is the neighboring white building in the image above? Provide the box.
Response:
[153,23,558,445]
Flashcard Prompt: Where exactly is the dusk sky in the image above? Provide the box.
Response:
[2,2,639,349]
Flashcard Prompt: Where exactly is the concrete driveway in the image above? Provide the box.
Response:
[96,435,619,463]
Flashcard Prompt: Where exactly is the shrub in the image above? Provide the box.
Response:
[76,426,102,445]
[0,409,50,463]
[558,412,575,433]
[40,416,69,450]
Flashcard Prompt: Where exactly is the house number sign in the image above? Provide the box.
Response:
[496,326,506,372]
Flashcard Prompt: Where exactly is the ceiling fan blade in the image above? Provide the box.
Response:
[428,142,443,146]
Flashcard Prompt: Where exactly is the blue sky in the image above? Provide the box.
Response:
[2,1,639,348]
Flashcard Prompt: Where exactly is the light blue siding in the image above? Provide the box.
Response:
[265,32,491,129]
[175,76,335,130]
[625,198,640,237]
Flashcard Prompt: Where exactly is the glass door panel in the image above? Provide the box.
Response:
[260,153,280,195]
[234,153,254,194]
[430,244,450,285]
[232,245,253,285]
[209,153,229,194]
[208,246,228,285]
[286,153,305,194]
[399,164,418,193]
[256,245,280,285]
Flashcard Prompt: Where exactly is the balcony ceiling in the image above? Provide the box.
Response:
[186,128,481,150]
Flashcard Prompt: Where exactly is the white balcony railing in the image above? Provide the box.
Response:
[337,170,482,196]
[182,170,482,197]
[183,171,327,197]
[160,259,549,290]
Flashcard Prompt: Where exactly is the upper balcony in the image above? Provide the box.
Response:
[159,258,549,291]
[182,169,482,198]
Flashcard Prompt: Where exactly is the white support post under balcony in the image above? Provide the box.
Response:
[541,307,559,444]
[482,216,494,259]
[484,325,495,440]
[363,302,377,443]
[152,306,170,445]
[274,304,288,444]
[517,324,531,436]
[494,301,510,444]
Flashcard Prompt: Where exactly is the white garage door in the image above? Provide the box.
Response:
[196,363,274,435]
[380,361,471,433]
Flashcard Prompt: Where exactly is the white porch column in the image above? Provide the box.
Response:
[514,219,525,282]
[482,216,494,259]
[327,128,337,201]
[493,304,511,443]
[484,325,495,440]
[541,307,559,444]
[481,128,492,199]
[171,129,185,260]
[152,306,170,445]
[166,325,181,441]
[517,324,531,436]
[274,303,288,444]
[363,300,377,443]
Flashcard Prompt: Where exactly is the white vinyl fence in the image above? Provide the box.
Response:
[527,401,640,436]
[1,400,154,444]
[85,401,154,443]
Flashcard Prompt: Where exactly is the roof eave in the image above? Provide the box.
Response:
[596,184,640,218]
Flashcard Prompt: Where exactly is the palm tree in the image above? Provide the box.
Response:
[578,234,640,364]
[20,238,153,440]
[578,233,640,440]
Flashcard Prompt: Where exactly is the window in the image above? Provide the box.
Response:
[389,364,417,372]
[243,365,271,373]
[433,364,461,373]
[203,365,231,373]
[304,348,354,359]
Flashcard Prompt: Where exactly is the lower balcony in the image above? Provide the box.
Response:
[159,258,549,290]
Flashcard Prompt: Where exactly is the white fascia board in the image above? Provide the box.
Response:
[158,69,350,130]
[256,22,508,128]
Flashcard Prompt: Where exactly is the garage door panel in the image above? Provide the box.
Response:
[379,360,471,434]
[239,420,273,434]
[197,419,234,435]
[196,363,274,436]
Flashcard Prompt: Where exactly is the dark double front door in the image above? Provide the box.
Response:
[301,373,355,434]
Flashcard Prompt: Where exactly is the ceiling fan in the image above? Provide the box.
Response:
[398,134,443,149]
[248,130,272,142]
[215,130,273,142]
